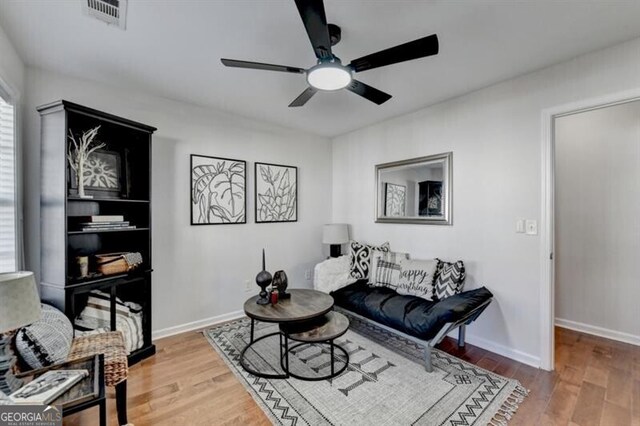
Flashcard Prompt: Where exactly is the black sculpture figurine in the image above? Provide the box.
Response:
[272,270,290,299]
[255,249,272,305]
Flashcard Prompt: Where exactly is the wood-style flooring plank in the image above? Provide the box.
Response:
[63,326,640,425]
[600,401,631,426]
[571,381,605,426]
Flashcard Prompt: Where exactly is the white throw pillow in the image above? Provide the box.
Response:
[396,258,438,301]
[314,255,357,293]
[369,251,409,286]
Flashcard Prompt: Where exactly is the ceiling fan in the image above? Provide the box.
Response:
[220,0,439,107]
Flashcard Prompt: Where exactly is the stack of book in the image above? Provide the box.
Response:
[78,215,136,231]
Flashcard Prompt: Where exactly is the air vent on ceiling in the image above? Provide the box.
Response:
[82,0,128,30]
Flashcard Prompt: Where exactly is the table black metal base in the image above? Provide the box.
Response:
[239,319,349,381]
[239,331,289,379]
[280,338,349,381]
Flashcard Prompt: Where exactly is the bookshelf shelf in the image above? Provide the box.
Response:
[39,100,157,365]
[68,228,150,235]
[68,197,150,203]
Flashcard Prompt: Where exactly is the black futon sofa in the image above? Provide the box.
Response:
[331,281,493,372]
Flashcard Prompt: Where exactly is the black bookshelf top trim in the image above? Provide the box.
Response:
[68,228,150,235]
[36,100,157,133]
[67,197,150,203]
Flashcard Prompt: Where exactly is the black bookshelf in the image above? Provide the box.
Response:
[38,100,157,365]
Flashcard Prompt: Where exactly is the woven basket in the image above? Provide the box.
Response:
[96,253,133,276]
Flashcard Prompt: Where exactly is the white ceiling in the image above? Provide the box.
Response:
[2,1,640,137]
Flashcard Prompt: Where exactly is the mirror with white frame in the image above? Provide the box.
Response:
[375,152,452,225]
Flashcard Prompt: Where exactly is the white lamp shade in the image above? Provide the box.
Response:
[0,271,41,333]
[322,224,350,245]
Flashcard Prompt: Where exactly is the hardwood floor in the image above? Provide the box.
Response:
[65,326,640,425]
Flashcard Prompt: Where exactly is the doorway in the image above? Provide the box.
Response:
[541,92,640,371]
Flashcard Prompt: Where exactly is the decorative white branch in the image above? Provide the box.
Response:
[67,125,106,197]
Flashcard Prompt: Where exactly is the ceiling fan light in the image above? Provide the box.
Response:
[307,65,352,91]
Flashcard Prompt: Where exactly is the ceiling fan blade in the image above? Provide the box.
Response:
[220,59,305,74]
[294,0,332,59]
[349,34,439,73]
[288,87,318,107]
[346,80,392,105]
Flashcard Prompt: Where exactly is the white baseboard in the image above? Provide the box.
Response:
[464,334,540,368]
[152,311,542,368]
[555,318,640,346]
[445,330,540,368]
[152,310,244,341]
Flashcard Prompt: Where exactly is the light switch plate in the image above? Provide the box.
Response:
[516,219,525,233]
[525,219,538,235]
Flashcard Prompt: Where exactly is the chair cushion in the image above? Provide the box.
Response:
[15,304,73,369]
[68,331,128,387]
[332,281,492,341]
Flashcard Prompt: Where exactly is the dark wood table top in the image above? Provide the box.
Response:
[280,311,350,343]
[243,289,334,323]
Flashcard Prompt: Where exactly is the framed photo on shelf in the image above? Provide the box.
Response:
[70,149,126,199]
[191,154,247,225]
[255,162,298,223]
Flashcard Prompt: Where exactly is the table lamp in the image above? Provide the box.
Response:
[322,224,349,258]
[0,272,42,395]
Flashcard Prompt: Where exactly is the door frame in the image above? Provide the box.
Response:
[540,88,640,371]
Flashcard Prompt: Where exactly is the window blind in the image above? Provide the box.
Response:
[0,96,16,273]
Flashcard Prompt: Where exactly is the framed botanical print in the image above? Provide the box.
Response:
[191,154,246,225]
[255,162,297,223]
[384,183,406,216]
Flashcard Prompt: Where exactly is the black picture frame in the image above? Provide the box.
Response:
[190,154,247,225]
[254,162,298,223]
[69,149,125,199]
[418,180,443,216]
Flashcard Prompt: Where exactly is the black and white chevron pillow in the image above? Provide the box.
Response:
[349,241,390,280]
[434,259,466,300]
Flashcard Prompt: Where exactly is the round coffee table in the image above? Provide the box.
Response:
[279,311,350,381]
[241,289,349,380]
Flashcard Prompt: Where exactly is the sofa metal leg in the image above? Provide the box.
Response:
[423,345,433,373]
[115,380,128,426]
[458,325,466,348]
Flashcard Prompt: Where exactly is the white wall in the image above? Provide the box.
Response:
[555,101,640,343]
[332,36,640,367]
[23,67,332,335]
[0,23,24,96]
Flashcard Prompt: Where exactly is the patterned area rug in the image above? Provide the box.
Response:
[204,310,527,425]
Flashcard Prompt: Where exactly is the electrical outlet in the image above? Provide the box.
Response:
[244,280,252,291]
[304,270,311,281]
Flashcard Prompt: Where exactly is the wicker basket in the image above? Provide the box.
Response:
[96,252,134,276]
